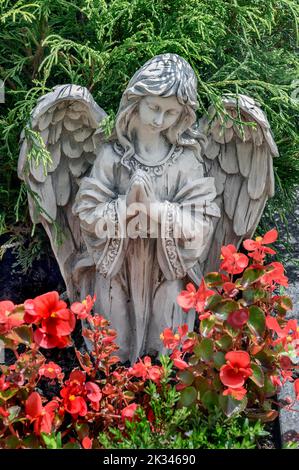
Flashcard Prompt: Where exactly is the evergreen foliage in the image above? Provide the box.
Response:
[0,0,298,265]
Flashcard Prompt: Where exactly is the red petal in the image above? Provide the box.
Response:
[262,229,278,245]
[26,392,43,418]
[225,351,251,368]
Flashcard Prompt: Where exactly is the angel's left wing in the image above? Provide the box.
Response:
[18,84,107,300]
[198,94,279,274]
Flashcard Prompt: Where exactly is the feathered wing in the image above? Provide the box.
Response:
[18,84,107,300]
[198,94,279,274]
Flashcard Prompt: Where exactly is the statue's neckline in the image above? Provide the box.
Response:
[132,144,176,167]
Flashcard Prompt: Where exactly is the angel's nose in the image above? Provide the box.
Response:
[153,112,164,127]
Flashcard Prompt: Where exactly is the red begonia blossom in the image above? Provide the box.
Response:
[82,436,93,449]
[25,392,58,435]
[160,324,188,350]
[128,356,163,384]
[220,245,249,274]
[38,361,63,380]
[223,386,247,401]
[294,379,299,400]
[70,295,96,320]
[243,229,277,262]
[177,280,214,313]
[24,291,75,349]
[266,316,299,349]
[261,262,288,287]
[0,300,24,334]
[60,370,102,416]
[170,349,189,370]
[121,403,138,422]
[220,351,252,388]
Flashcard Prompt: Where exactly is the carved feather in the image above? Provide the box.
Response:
[199,93,278,274]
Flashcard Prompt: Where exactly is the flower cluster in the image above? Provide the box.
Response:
[0,229,298,448]
[163,229,299,419]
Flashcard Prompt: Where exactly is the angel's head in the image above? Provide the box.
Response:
[112,53,206,163]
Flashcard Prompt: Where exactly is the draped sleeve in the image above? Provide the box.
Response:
[156,148,220,281]
[72,143,127,278]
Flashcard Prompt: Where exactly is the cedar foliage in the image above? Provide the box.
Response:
[0,0,298,265]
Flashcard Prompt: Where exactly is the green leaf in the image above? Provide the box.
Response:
[219,394,248,418]
[201,390,219,411]
[75,423,89,440]
[0,388,18,401]
[0,334,16,350]
[264,376,276,397]
[213,300,239,321]
[241,268,265,287]
[197,338,213,361]
[179,386,197,407]
[63,442,81,449]
[22,435,41,449]
[206,294,223,310]
[242,288,266,305]
[248,306,266,337]
[204,273,223,286]
[177,370,194,386]
[213,351,226,369]
[41,432,62,449]
[249,363,264,388]
[216,334,232,351]
[224,322,240,338]
[8,405,21,423]
[5,435,21,449]
[194,377,210,397]
[10,326,33,345]
[200,317,215,337]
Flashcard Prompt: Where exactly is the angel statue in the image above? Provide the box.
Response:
[18,53,278,364]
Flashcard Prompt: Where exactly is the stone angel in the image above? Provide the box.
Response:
[18,54,278,363]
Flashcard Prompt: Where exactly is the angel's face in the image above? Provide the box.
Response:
[138,95,182,133]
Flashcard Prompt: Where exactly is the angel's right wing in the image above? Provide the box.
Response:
[197,94,279,275]
[18,84,107,299]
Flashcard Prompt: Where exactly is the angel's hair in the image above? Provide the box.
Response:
[110,53,207,168]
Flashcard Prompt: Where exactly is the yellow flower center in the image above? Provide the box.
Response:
[50,312,57,318]
[82,300,87,306]
[5,310,10,317]
[69,395,76,401]
[174,334,180,340]
[255,236,263,242]
[296,327,299,333]
[287,335,293,342]
[47,367,54,373]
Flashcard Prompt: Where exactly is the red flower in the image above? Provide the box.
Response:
[71,295,96,320]
[60,390,87,416]
[261,262,288,287]
[223,386,247,401]
[121,403,138,422]
[177,283,197,312]
[25,392,57,435]
[128,356,163,384]
[82,436,93,449]
[176,280,214,313]
[24,292,75,349]
[243,229,277,262]
[294,379,299,401]
[266,316,299,349]
[170,349,188,370]
[220,351,252,388]
[38,361,63,380]
[160,324,188,350]
[227,309,249,330]
[0,300,24,334]
[220,245,249,274]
